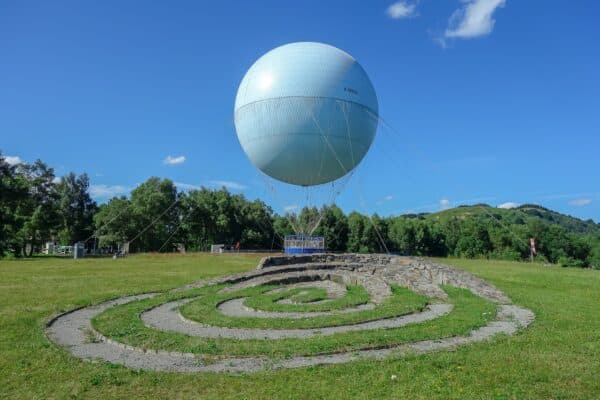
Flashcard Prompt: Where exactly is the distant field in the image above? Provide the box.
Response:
[1,253,599,399]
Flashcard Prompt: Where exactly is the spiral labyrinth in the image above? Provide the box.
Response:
[46,254,534,373]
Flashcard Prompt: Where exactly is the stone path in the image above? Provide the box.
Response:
[142,299,451,339]
[46,254,534,373]
[217,297,376,319]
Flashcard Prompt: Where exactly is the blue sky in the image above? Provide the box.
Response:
[2,1,599,221]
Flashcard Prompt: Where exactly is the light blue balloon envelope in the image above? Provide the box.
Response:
[234,42,378,187]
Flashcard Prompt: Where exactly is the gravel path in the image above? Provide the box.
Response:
[221,269,391,304]
[45,254,535,373]
[217,297,375,319]
[47,296,533,373]
[141,299,449,339]
[269,280,347,303]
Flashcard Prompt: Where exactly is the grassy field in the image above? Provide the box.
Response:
[1,253,599,399]
[93,285,487,357]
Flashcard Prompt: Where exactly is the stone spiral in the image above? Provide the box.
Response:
[46,255,534,373]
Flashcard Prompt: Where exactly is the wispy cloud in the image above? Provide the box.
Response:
[284,205,298,213]
[163,155,186,165]
[569,198,592,206]
[386,1,419,19]
[444,0,506,41]
[52,176,62,184]
[497,201,519,209]
[207,180,247,191]
[175,182,200,191]
[89,184,130,199]
[440,198,451,210]
[377,194,395,205]
[540,192,599,201]
[4,155,22,166]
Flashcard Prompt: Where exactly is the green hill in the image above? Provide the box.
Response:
[409,203,599,235]
[515,204,599,234]
[388,203,599,267]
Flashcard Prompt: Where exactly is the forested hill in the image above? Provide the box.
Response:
[515,204,599,234]
[377,203,599,268]
[409,204,600,235]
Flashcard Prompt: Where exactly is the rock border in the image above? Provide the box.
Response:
[46,254,533,373]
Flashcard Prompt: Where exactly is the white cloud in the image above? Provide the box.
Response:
[284,205,298,213]
[377,195,395,205]
[445,0,506,39]
[4,155,22,165]
[89,184,130,199]
[175,182,200,191]
[569,198,592,206]
[52,176,62,184]
[163,155,186,165]
[440,198,451,210]
[207,180,247,191]
[386,1,419,19]
[497,202,519,209]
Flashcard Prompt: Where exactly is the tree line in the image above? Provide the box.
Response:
[1,153,598,268]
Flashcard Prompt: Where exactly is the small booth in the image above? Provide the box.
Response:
[211,244,225,254]
[284,235,325,254]
[73,242,86,259]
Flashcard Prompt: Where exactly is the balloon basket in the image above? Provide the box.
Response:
[284,235,325,254]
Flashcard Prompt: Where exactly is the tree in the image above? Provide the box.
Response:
[388,218,447,256]
[14,160,61,256]
[454,218,492,258]
[273,215,295,249]
[0,153,28,255]
[388,218,417,255]
[313,205,348,252]
[297,207,320,235]
[93,197,137,249]
[55,173,97,245]
[362,214,388,253]
[128,177,178,252]
[347,212,366,253]
[235,196,274,249]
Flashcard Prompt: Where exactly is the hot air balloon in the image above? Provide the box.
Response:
[234,42,378,187]
[234,42,379,251]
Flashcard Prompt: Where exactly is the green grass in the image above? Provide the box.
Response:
[286,287,328,303]
[1,253,599,399]
[176,283,427,329]
[244,284,370,312]
[92,285,487,357]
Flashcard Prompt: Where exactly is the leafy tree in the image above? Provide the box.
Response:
[14,160,61,256]
[0,153,28,255]
[56,172,97,245]
[454,218,493,258]
[178,187,274,251]
[236,197,274,249]
[128,177,178,252]
[313,205,348,252]
[388,218,447,256]
[388,218,417,255]
[297,206,320,236]
[347,212,366,253]
[585,234,600,269]
[272,215,295,249]
[93,197,136,249]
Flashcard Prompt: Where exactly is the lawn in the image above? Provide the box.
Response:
[1,253,599,399]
